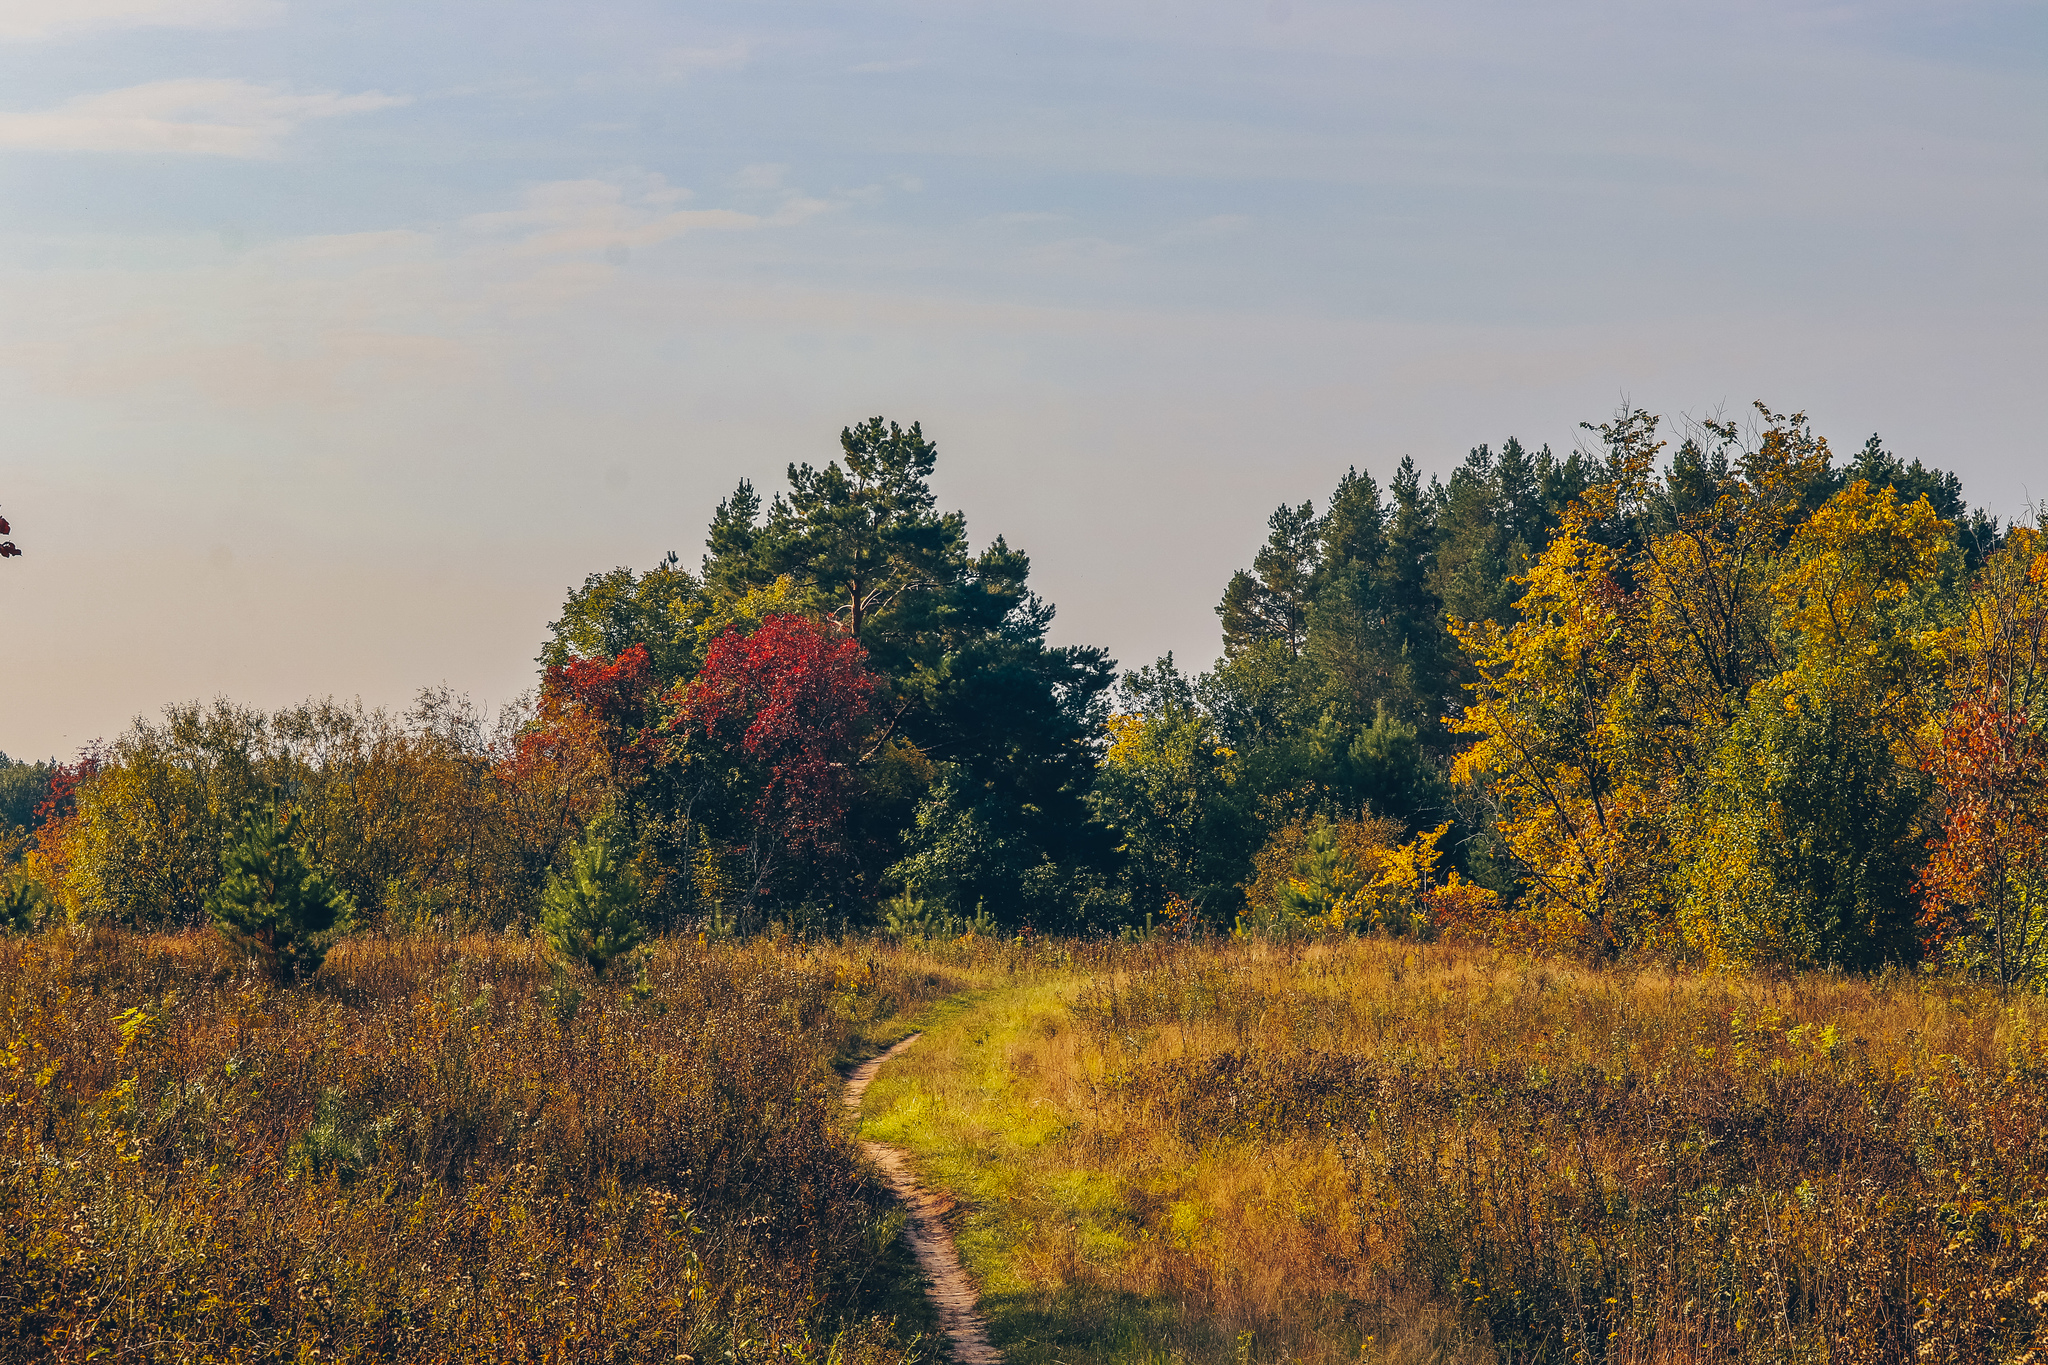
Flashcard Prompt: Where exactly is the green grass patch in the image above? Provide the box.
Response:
[856,976,1204,1365]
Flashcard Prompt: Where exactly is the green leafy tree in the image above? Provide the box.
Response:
[540,829,646,977]
[1092,655,1243,921]
[210,803,356,982]
[540,555,703,685]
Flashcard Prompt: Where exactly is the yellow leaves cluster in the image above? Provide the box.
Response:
[692,574,816,650]
[1774,478,1959,715]
[1248,816,1494,940]
[1953,524,2048,711]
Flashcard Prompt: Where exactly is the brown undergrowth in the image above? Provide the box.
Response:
[0,926,969,1363]
[862,937,2048,1364]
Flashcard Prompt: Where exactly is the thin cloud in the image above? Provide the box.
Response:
[659,41,751,77]
[0,0,279,42]
[1163,214,1252,243]
[461,178,759,258]
[986,211,1073,226]
[0,79,407,157]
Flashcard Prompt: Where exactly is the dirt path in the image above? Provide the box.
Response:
[844,1034,1003,1365]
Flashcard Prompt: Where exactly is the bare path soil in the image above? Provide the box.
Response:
[844,1034,1002,1365]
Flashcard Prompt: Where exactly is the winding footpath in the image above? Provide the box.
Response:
[843,1034,1003,1365]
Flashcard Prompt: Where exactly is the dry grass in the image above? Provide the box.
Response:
[0,925,974,1363]
[860,937,2048,1364]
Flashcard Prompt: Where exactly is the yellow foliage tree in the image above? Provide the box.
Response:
[1675,480,1957,969]
[1453,408,1958,964]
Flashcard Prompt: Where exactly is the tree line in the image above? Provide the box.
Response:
[4,407,2045,980]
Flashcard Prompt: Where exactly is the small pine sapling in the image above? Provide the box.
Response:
[540,830,646,977]
[1277,823,1362,932]
[209,803,356,982]
[2,876,51,934]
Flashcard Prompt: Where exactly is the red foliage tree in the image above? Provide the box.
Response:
[492,645,661,872]
[1918,683,2048,988]
[670,616,880,857]
[531,643,659,788]
[33,751,99,830]
[1,506,18,559]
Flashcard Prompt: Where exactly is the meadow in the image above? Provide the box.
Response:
[7,924,2048,1362]
[858,935,2048,1365]
[0,925,961,1363]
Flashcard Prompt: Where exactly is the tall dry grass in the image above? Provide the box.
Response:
[0,926,965,1363]
[865,937,2048,1364]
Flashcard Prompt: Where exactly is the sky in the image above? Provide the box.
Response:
[1,0,2043,761]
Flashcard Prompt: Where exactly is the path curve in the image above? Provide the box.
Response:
[844,1034,1002,1365]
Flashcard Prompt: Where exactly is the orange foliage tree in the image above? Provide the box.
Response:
[1918,688,2048,987]
[1917,526,2048,987]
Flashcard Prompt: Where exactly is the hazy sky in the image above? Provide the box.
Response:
[2,0,2043,760]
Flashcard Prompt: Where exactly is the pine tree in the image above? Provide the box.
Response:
[540,830,645,977]
[1276,822,1359,929]
[210,803,355,982]
[1218,501,1321,657]
[2,876,51,934]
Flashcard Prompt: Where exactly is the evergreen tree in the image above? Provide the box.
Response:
[702,479,768,599]
[768,417,967,646]
[1275,822,1359,929]
[1431,444,1517,632]
[210,804,355,983]
[1317,466,1385,581]
[0,753,55,834]
[692,417,1116,928]
[1218,501,1322,657]
[2,876,50,934]
[539,829,646,977]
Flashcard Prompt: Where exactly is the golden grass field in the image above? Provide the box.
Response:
[0,926,961,1363]
[860,936,2048,1364]
[8,926,2048,1363]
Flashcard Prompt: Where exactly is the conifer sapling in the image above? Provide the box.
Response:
[2,876,51,934]
[209,803,356,982]
[540,830,646,977]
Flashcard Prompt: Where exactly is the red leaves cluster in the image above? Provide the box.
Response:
[34,752,100,831]
[1917,684,2048,956]
[530,643,660,786]
[493,645,661,848]
[671,616,880,854]
[1,507,17,558]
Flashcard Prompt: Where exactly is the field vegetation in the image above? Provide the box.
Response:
[861,935,2048,1364]
[0,925,969,1362]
